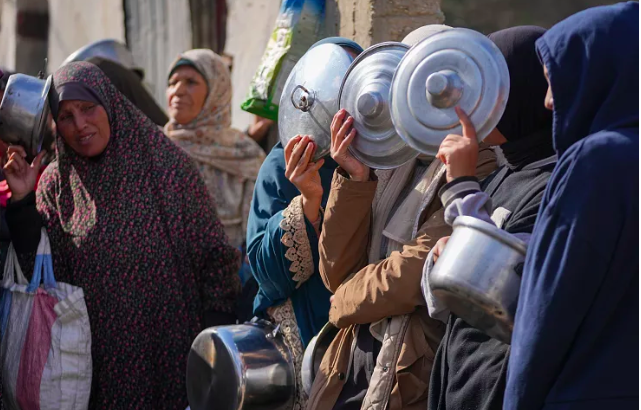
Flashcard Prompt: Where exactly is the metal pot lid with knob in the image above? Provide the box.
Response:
[338,42,418,169]
[279,43,357,161]
[186,320,295,410]
[0,74,53,158]
[390,28,510,156]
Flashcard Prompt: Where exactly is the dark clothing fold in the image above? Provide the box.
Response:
[86,56,169,126]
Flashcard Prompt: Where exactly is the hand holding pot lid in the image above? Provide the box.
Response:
[279,43,359,161]
[391,28,510,157]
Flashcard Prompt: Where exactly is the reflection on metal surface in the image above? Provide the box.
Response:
[187,321,295,410]
[339,42,419,169]
[0,74,52,158]
[301,322,339,396]
[391,28,510,156]
[279,43,356,161]
[429,216,526,344]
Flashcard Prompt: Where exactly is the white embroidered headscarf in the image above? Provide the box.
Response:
[164,49,265,180]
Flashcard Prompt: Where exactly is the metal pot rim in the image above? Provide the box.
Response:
[452,216,527,254]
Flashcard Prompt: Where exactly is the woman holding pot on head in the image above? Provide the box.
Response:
[3,62,240,409]
[420,26,555,410]
[245,36,363,410]
[165,49,265,251]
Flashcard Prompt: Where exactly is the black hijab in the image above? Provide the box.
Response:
[488,26,554,170]
[86,57,169,126]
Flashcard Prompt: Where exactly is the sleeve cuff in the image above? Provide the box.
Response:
[7,190,36,209]
[439,176,481,208]
[333,168,378,192]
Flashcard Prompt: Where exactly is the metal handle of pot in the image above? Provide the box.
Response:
[291,85,315,112]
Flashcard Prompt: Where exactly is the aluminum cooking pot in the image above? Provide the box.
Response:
[186,319,295,410]
[0,74,52,158]
[301,322,339,395]
[279,43,358,161]
[429,216,527,344]
[62,39,145,79]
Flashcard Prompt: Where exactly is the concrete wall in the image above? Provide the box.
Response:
[47,0,125,73]
[224,0,282,130]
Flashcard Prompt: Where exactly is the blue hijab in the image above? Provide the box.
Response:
[506,3,639,410]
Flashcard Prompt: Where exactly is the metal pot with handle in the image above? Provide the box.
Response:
[187,319,295,410]
[0,73,53,159]
[429,216,527,344]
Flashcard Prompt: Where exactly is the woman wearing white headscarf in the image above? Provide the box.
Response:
[165,49,265,249]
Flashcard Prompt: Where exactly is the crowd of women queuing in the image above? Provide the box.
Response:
[0,1,637,409]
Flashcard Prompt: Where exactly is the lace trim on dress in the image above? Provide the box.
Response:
[269,300,308,410]
[279,195,314,288]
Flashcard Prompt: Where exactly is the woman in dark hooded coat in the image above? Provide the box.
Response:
[505,3,638,410]
[420,26,555,410]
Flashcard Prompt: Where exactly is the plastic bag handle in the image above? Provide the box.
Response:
[2,243,28,287]
[27,228,57,292]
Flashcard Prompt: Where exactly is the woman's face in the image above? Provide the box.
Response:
[166,66,208,125]
[56,100,111,157]
[543,65,554,111]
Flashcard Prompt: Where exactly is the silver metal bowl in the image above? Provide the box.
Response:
[0,74,52,157]
[301,322,339,396]
[429,216,527,344]
[186,320,295,410]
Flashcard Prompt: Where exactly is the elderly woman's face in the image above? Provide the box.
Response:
[166,66,208,125]
[56,100,111,157]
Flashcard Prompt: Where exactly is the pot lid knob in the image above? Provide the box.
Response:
[357,91,384,118]
[425,70,463,108]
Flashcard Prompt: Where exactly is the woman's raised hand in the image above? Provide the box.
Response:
[330,109,370,182]
[284,135,325,222]
[3,145,45,201]
[436,107,479,183]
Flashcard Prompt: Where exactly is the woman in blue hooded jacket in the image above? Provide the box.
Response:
[505,3,639,410]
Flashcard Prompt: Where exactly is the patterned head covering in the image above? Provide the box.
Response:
[164,49,264,180]
[40,61,240,408]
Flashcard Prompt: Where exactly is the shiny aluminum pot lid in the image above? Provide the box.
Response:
[390,28,510,156]
[339,42,418,169]
[279,43,356,161]
[0,74,52,158]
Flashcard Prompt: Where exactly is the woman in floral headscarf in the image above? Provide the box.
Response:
[4,62,240,409]
[165,49,265,250]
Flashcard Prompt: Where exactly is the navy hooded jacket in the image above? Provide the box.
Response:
[505,3,639,410]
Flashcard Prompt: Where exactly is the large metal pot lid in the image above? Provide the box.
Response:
[0,74,52,157]
[279,43,357,161]
[339,42,418,169]
[390,28,510,156]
